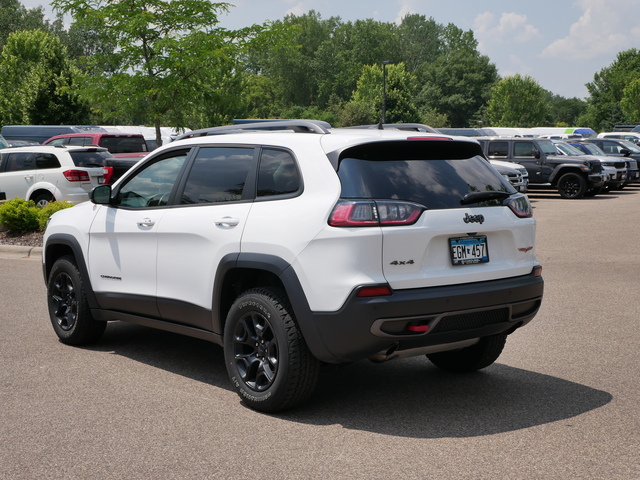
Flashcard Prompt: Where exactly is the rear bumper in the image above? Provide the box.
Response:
[298,270,543,363]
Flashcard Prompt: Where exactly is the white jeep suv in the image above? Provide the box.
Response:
[0,145,110,206]
[43,121,544,412]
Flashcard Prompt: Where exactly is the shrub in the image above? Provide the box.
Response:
[0,198,40,233]
[37,201,74,231]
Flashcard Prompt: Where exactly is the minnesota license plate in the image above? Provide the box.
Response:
[449,236,489,265]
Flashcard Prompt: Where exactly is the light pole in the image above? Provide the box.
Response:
[379,60,393,129]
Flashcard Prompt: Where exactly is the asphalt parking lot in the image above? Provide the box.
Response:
[1,186,639,480]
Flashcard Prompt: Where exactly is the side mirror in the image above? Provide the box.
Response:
[533,149,541,159]
[620,148,631,157]
[92,184,112,205]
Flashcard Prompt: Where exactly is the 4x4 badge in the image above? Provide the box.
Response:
[463,213,485,224]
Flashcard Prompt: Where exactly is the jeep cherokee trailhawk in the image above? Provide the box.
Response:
[43,121,544,412]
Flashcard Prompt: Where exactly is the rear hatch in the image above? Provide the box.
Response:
[69,150,112,190]
[334,139,538,290]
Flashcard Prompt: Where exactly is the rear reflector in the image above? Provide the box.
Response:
[406,324,430,332]
[356,285,392,297]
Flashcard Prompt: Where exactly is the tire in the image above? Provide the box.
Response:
[427,334,507,373]
[33,192,55,207]
[224,287,320,413]
[556,172,587,199]
[47,255,106,345]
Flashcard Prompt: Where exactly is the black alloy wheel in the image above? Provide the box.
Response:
[232,309,279,392]
[50,271,78,332]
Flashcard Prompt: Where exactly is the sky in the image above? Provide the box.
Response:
[22,0,640,99]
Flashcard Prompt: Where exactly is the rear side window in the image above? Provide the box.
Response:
[487,141,509,157]
[337,141,513,210]
[257,148,300,197]
[35,153,61,169]
[181,147,253,204]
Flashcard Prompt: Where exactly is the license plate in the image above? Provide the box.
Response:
[449,236,489,265]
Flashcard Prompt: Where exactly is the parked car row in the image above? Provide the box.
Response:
[464,135,639,199]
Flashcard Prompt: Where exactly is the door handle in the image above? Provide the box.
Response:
[137,218,155,227]
[215,217,240,227]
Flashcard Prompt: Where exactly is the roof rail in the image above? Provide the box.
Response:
[174,120,332,140]
[343,123,439,133]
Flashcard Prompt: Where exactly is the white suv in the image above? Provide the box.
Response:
[43,121,544,412]
[0,145,110,206]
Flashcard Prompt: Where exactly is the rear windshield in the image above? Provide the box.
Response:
[337,141,514,210]
[99,136,148,154]
[69,150,114,167]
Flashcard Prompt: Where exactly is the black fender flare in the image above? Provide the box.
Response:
[212,252,331,361]
[43,233,100,310]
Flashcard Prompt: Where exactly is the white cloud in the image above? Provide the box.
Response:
[473,11,541,52]
[284,2,307,17]
[394,0,419,24]
[541,0,640,59]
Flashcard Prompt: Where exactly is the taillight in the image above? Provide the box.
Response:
[329,200,425,227]
[504,193,532,218]
[103,166,114,184]
[63,169,91,182]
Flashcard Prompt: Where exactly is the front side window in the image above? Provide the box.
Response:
[117,151,188,208]
[2,152,35,172]
[514,142,535,157]
[181,147,253,204]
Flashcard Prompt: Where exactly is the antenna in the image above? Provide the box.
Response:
[377,61,394,130]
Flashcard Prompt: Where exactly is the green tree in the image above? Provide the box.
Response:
[1,0,65,50]
[583,49,640,131]
[486,74,548,127]
[52,0,282,144]
[621,78,640,123]
[0,29,90,125]
[350,62,420,125]
[415,24,498,127]
[546,94,587,126]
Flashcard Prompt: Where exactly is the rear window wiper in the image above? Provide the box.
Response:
[460,191,511,205]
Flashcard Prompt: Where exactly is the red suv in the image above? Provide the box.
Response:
[43,133,149,183]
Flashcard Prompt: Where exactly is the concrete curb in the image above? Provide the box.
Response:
[0,245,43,259]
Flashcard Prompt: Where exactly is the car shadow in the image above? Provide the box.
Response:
[88,322,612,439]
[293,359,612,438]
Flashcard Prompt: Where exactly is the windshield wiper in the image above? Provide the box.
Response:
[460,191,511,205]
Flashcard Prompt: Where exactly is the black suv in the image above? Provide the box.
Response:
[477,137,605,198]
